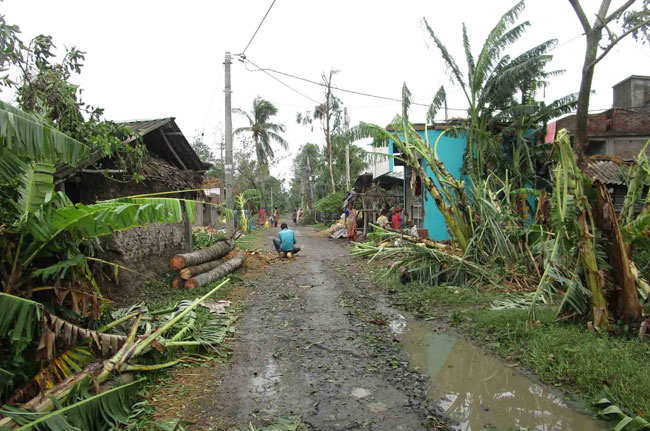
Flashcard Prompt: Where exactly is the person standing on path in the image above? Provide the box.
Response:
[259,207,266,227]
[273,207,280,227]
[272,223,301,257]
[346,204,358,241]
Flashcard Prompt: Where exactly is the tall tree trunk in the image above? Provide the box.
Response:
[328,138,335,193]
[574,31,602,168]
[325,92,336,194]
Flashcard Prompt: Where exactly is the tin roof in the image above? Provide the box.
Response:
[56,117,210,182]
[584,160,627,185]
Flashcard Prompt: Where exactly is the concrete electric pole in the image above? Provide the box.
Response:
[344,108,351,191]
[224,52,234,233]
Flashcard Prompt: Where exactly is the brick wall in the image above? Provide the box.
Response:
[556,109,650,136]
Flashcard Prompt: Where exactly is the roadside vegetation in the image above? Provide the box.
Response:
[349,2,650,429]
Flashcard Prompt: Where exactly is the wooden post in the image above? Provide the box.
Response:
[195,202,204,227]
[183,204,193,251]
[159,130,187,170]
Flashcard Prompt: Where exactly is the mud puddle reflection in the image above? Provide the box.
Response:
[400,320,609,431]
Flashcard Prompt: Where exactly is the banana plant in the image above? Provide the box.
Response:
[235,189,261,234]
[348,85,472,251]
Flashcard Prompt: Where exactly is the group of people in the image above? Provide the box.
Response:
[376,205,408,230]
[344,203,409,241]
[259,206,280,228]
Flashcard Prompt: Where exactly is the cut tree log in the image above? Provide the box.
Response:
[170,240,234,270]
[180,258,224,280]
[185,251,246,290]
[172,277,185,289]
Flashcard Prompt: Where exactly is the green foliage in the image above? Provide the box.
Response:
[314,192,345,213]
[234,97,287,166]
[423,0,573,181]
[2,377,142,431]
[374,271,496,318]
[192,227,228,250]
[0,294,42,398]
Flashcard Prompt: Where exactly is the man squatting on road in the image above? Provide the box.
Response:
[273,223,301,258]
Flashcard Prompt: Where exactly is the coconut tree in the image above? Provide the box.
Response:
[234,97,288,167]
[423,0,561,181]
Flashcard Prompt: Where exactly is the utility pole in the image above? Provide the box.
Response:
[224,52,234,233]
[344,108,351,191]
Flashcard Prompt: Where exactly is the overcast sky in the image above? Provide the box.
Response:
[3,0,650,185]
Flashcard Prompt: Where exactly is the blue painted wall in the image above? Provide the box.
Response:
[388,129,467,241]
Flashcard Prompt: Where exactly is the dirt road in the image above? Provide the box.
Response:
[189,226,446,430]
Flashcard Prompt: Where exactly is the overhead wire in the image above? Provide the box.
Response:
[238,0,278,56]
[242,57,320,104]
[239,31,587,115]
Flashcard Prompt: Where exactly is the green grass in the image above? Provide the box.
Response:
[307,223,328,231]
[371,269,498,317]
[236,228,266,251]
[459,307,650,416]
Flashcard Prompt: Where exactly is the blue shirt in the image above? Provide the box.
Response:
[278,229,296,251]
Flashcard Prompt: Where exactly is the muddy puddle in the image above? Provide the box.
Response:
[398,320,610,431]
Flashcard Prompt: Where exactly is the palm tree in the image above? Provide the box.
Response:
[234,97,288,166]
[423,0,561,181]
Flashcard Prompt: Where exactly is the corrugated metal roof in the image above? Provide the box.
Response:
[584,160,627,185]
[120,118,175,140]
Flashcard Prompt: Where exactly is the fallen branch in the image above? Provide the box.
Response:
[170,240,233,269]
[185,251,246,290]
[180,258,224,280]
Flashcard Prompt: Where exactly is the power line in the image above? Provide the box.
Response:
[239,0,278,56]
[243,57,320,104]
[243,57,472,110]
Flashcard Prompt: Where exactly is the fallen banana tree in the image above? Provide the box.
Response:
[0,278,232,429]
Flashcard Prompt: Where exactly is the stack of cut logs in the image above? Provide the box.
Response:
[170,239,246,289]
